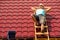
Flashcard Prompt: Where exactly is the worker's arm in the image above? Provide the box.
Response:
[31,7,37,14]
[45,7,51,13]
[31,7,36,11]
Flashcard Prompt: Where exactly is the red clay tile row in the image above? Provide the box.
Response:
[0,31,35,38]
[0,31,60,38]
[0,0,59,2]
[0,2,59,5]
[0,26,60,32]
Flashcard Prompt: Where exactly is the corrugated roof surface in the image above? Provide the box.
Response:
[0,0,60,38]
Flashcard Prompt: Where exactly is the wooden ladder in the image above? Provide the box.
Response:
[34,24,49,40]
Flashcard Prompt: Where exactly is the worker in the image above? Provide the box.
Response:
[31,3,51,32]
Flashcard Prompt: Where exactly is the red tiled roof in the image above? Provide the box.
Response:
[0,0,60,38]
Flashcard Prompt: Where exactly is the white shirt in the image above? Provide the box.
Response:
[36,9,45,16]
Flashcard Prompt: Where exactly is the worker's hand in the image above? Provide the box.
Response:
[31,7,36,10]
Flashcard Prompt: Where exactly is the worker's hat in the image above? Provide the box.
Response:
[39,3,44,6]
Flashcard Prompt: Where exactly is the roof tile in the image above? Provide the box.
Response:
[0,0,60,38]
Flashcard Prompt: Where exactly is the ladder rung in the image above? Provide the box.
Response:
[35,32,48,35]
[35,26,48,28]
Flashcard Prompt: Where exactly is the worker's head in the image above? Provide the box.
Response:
[39,3,44,9]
